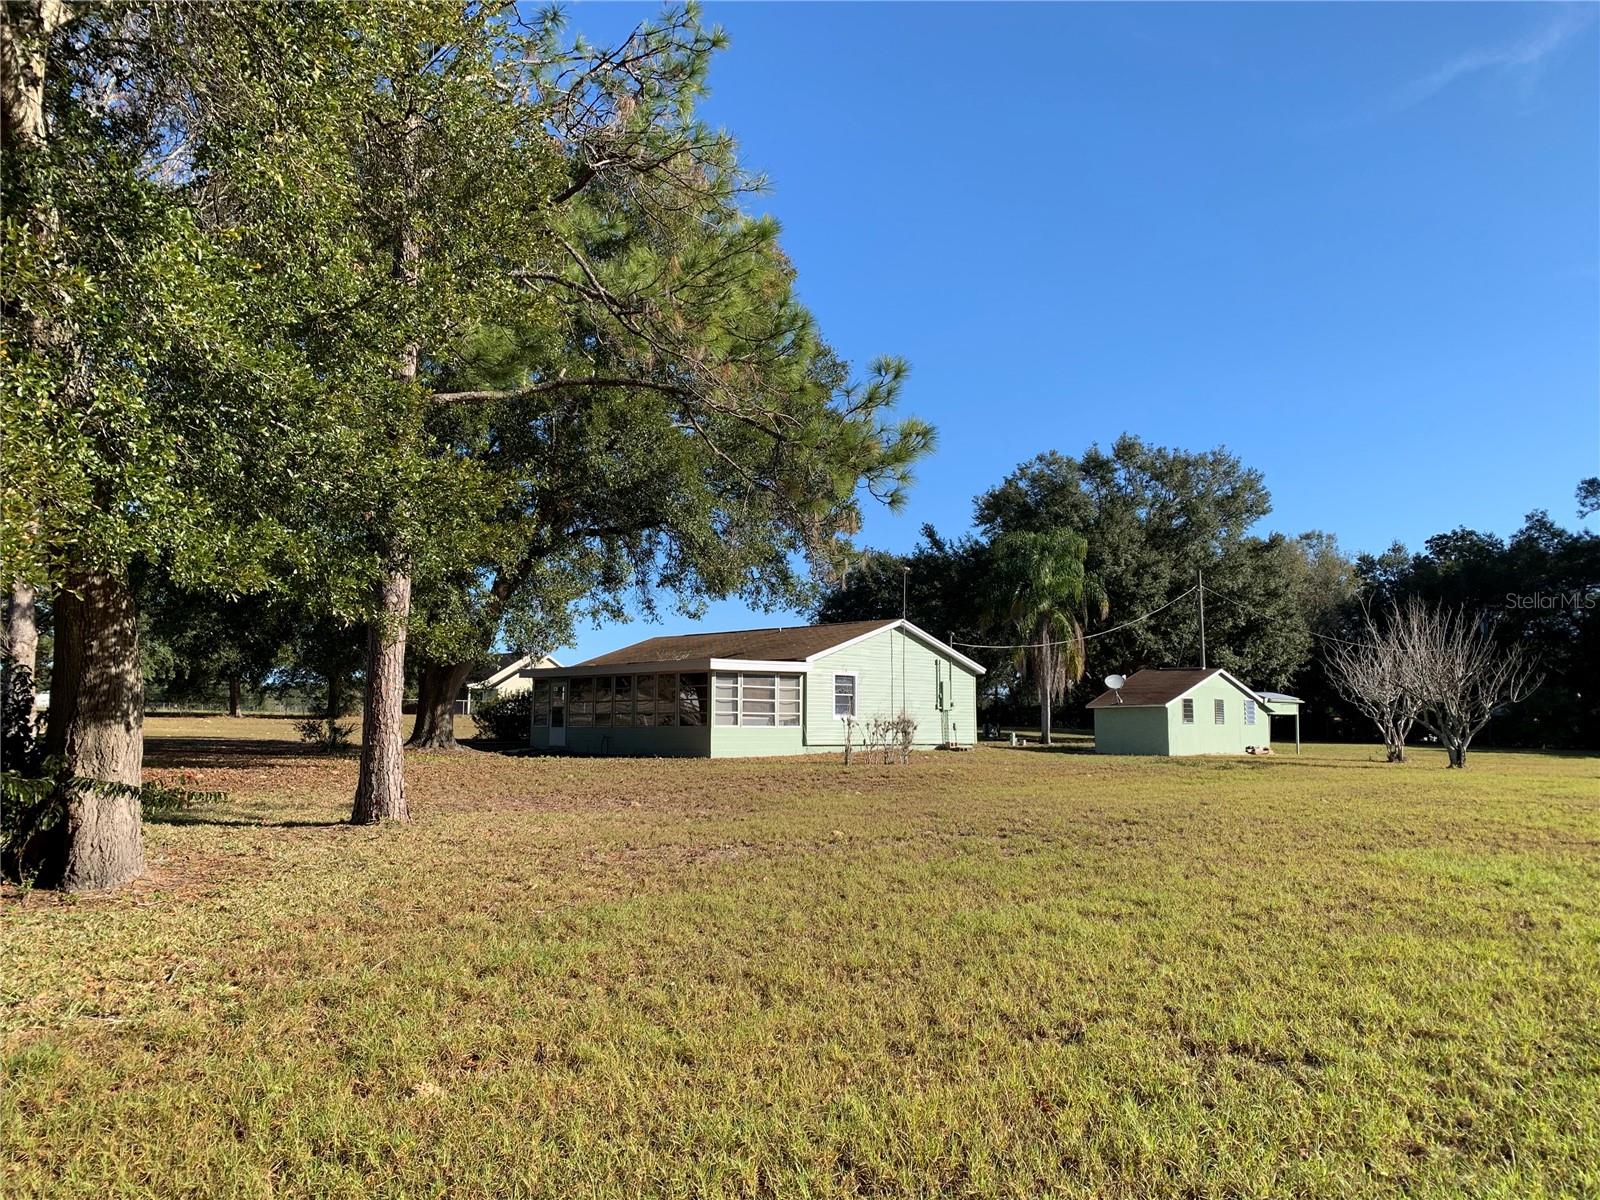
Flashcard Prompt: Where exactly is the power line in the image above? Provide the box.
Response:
[952,585,1199,652]
[1198,581,1379,651]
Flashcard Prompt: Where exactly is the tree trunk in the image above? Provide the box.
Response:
[1040,690,1052,747]
[407,660,473,751]
[1446,741,1465,769]
[1385,740,1405,763]
[5,581,39,675]
[351,567,412,824]
[227,676,242,718]
[38,570,144,891]
[326,672,345,723]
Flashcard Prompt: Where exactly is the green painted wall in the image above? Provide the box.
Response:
[709,722,806,758]
[1092,705,1170,755]
[1164,675,1271,756]
[528,723,711,757]
[806,627,979,749]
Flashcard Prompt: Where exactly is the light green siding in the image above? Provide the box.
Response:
[709,723,806,758]
[807,626,979,749]
[1092,705,1170,755]
[1163,675,1270,756]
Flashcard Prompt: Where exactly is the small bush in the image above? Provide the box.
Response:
[296,718,354,749]
[474,690,531,741]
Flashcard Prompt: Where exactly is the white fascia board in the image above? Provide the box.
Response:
[707,658,813,673]
[480,657,530,689]
[803,619,987,675]
[524,659,715,678]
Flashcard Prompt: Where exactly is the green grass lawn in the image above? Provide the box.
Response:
[3,727,1597,1198]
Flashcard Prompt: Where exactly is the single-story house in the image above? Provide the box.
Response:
[1087,668,1285,756]
[521,619,983,757]
[461,651,562,715]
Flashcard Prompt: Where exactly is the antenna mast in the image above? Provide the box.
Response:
[1198,568,1207,670]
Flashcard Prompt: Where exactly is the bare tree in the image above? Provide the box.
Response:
[1325,604,1418,762]
[1391,600,1541,769]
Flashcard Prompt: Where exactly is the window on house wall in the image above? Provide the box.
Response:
[742,674,777,726]
[778,676,802,726]
[613,674,634,726]
[595,676,613,727]
[1244,699,1256,726]
[655,674,678,726]
[570,676,595,727]
[713,674,739,726]
[1181,698,1194,724]
[835,674,857,719]
[531,680,550,727]
[678,673,708,726]
[1214,698,1226,724]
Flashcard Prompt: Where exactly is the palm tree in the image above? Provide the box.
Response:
[989,530,1107,746]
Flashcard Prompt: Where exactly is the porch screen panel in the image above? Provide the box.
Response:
[655,674,678,726]
[570,676,595,727]
[634,673,656,727]
[678,673,709,726]
[613,674,634,726]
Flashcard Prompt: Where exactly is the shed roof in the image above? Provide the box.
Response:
[1086,668,1271,710]
[574,620,899,667]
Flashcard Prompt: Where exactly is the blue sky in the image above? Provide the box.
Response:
[552,2,1599,664]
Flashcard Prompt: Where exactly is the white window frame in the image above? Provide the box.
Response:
[713,673,740,727]
[833,672,858,720]
[740,673,778,727]
[778,675,802,728]
[1214,698,1226,725]
[1244,699,1257,726]
[1181,698,1195,724]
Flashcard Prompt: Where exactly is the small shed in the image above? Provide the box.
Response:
[522,619,984,757]
[1087,668,1276,756]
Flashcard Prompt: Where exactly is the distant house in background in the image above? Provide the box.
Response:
[461,651,562,715]
[1087,668,1296,756]
[522,619,983,757]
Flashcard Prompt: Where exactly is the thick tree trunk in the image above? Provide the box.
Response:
[227,676,242,718]
[407,660,473,751]
[351,567,412,824]
[1445,741,1466,769]
[1040,692,1052,747]
[38,570,144,891]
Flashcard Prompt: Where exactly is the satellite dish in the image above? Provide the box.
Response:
[1104,674,1126,691]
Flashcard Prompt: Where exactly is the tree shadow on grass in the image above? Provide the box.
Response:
[143,736,355,770]
[144,814,348,829]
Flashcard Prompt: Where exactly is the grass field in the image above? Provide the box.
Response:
[3,718,1597,1198]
